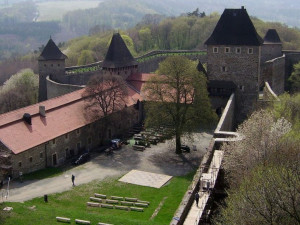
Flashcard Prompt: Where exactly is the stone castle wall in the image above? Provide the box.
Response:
[261,55,285,95]
[261,44,282,63]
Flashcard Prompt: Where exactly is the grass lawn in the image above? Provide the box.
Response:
[23,167,64,181]
[1,172,194,225]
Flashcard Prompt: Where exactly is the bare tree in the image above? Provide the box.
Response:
[82,74,128,144]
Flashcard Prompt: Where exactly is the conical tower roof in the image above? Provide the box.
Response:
[103,33,137,68]
[263,29,281,44]
[205,6,263,46]
[38,38,67,61]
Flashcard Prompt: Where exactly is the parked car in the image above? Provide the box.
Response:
[73,152,90,165]
[181,145,190,153]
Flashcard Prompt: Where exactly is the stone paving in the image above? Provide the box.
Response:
[1,131,213,202]
[119,169,172,188]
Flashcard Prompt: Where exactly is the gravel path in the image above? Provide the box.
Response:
[2,132,212,202]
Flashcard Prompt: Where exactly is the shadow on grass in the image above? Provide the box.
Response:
[23,167,63,181]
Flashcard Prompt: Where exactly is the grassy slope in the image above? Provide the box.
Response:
[1,172,194,225]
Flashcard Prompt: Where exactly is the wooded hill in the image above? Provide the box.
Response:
[64,13,300,66]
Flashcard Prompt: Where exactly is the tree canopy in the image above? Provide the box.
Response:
[143,56,216,154]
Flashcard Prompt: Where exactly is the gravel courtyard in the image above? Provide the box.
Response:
[2,131,213,202]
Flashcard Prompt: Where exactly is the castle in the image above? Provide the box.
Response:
[0,6,299,181]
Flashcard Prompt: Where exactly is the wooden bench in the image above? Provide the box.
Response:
[125,197,138,202]
[86,202,100,207]
[137,200,150,205]
[98,223,113,225]
[130,207,144,212]
[101,204,114,209]
[132,145,145,151]
[120,201,134,206]
[90,197,103,202]
[106,199,119,204]
[75,219,90,224]
[111,196,123,201]
[95,193,107,199]
[115,205,129,211]
[134,202,148,208]
[56,217,71,223]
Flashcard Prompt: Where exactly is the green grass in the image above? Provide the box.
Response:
[23,167,63,180]
[1,172,194,225]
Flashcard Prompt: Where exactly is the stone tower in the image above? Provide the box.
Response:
[261,29,282,63]
[38,38,67,102]
[205,6,263,120]
[102,33,138,79]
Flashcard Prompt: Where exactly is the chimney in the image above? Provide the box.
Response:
[23,113,32,125]
[241,6,245,9]
[39,105,46,117]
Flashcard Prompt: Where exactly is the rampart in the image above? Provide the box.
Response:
[261,55,285,95]
[170,93,239,225]
[137,50,207,73]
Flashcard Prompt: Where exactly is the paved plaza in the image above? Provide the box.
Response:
[1,131,213,202]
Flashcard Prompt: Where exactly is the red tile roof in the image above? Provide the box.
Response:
[0,86,142,155]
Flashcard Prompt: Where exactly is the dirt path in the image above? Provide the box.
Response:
[1,132,212,202]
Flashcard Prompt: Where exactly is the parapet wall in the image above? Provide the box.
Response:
[261,55,285,95]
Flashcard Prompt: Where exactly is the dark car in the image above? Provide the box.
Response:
[73,152,90,165]
[181,145,190,153]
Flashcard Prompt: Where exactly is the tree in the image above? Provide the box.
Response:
[82,74,128,144]
[0,69,38,113]
[143,56,215,154]
[288,61,300,93]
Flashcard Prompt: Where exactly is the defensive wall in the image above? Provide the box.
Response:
[170,93,239,225]
[283,50,300,90]
[261,55,285,95]
[46,50,208,99]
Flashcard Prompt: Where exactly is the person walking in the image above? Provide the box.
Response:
[195,192,199,207]
[71,174,75,186]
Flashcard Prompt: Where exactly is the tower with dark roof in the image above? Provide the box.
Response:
[205,6,263,120]
[38,38,67,102]
[261,29,283,62]
[102,33,138,78]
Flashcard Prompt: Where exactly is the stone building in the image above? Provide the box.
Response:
[205,6,263,119]
[0,87,141,180]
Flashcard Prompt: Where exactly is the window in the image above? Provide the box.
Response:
[65,133,69,140]
[77,142,81,150]
[118,124,121,129]
[213,47,218,53]
[29,157,33,163]
[239,85,245,91]
[76,129,80,135]
[248,48,253,54]
[52,139,56,145]
[221,66,228,72]
[65,148,69,158]
[44,64,47,67]
[236,47,241,54]
[225,47,230,53]
[18,161,22,167]
[40,152,43,159]
[58,64,60,67]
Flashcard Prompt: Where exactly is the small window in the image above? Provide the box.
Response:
[239,85,245,91]
[76,129,80,135]
[65,134,69,139]
[221,66,228,72]
[65,148,69,157]
[225,47,230,53]
[52,139,56,145]
[44,64,47,67]
[88,137,92,145]
[118,124,121,129]
[77,142,81,150]
[18,161,22,167]
[213,47,218,53]
[29,157,33,163]
[58,64,60,67]
[236,47,241,54]
[40,152,43,159]
[248,48,253,54]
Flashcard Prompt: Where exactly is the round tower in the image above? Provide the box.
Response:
[38,38,67,102]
